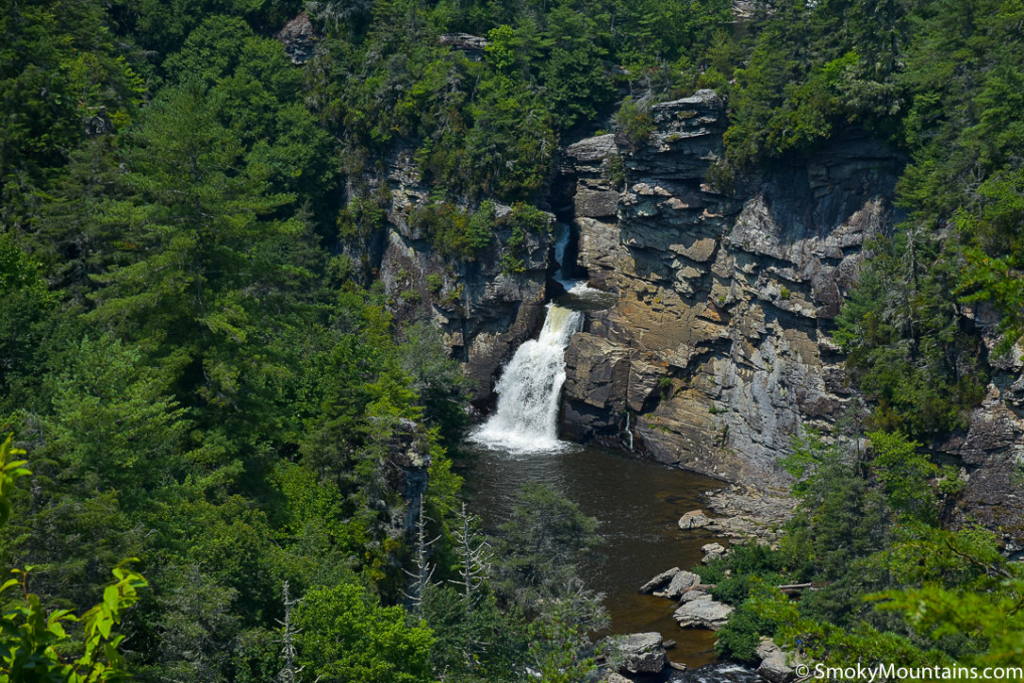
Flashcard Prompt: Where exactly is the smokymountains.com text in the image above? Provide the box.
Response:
[795,663,1024,681]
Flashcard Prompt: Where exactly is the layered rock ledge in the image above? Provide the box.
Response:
[560,90,902,487]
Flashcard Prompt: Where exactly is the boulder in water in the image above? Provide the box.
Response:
[674,592,733,630]
[657,570,701,599]
[605,632,667,674]
[678,509,711,529]
[638,566,680,593]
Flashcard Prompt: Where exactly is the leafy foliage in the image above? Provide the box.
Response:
[295,582,435,683]
[700,427,1018,671]
[2,0,1022,678]
[0,435,147,682]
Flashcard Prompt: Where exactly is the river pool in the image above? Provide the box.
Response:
[459,442,730,670]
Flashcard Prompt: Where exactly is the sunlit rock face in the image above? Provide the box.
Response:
[559,91,1024,547]
[559,90,904,486]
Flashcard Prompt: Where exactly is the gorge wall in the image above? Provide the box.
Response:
[370,90,1024,547]
[560,90,902,487]
[558,91,1024,546]
[370,146,558,401]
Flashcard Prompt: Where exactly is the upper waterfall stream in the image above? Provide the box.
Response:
[470,303,582,454]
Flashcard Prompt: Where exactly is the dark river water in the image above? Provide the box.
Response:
[459,442,731,670]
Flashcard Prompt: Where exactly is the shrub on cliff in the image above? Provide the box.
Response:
[615,97,656,146]
[410,202,493,260]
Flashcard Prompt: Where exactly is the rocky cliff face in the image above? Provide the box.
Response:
[559,90,1024,546]
[940,311,1024,550]
[364,89,1023,546]
[560,90,903,486]
[371,146,557,401]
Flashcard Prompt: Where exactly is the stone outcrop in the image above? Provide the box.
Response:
[673,589,733,630]
[639,567,682,594]
[660,571,702,599]
[756,638,797,683]
[603,674,632,683]
[701,484,797,543]
[700,542,727,564]
[939,312,1024,550]
[556,90,1024,542]
[370,145,556,401]
[560,90,903,487]
[605,632,668,674]
[377,417,432,536]
[275,13,318,64]
[439,33,489,58]
[82,107,113,136]
[638,566,702,599]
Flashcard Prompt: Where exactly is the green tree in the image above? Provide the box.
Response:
[163,16,337,221]
[398,322,471,451]
[85,81,310,441]
[38,336,190,506]
[0,435,148,683]
[491,483,603,612]
[422,588,528,683]
[865,430,939,523]
[294,582,435,683]
[538,5,614,130]
[0,0,143,228]
[490,482,608,677]
[0,235,54,407]
[527,605,603,683]
[834,234,987,438]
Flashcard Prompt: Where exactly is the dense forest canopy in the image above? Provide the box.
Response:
[1,0,1023,679]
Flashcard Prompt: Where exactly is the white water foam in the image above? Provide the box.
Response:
[470,303,583,455]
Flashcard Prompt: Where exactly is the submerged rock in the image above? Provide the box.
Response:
[606,632,668,674]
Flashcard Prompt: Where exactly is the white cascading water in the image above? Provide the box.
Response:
[470,303,583,454]
[552,223,602,297]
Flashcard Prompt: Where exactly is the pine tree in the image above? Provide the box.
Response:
[449,502,490,607]
[402,498,438,614]
[84,81,310,437]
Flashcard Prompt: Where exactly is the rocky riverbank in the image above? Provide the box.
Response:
[699,484,797,544]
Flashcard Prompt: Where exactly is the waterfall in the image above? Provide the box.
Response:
[470,303,583,454]
[553,223,602,297]
[624,412,634,452]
